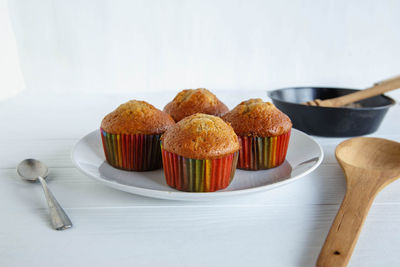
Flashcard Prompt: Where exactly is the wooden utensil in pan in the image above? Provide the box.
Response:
[306,75,400,107]
[317,137,400,267]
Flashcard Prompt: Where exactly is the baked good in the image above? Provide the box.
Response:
[101,100,174,135]
[161,113,239,192]
[100,100,175,171]
[163,88,229,122]
[223,98,292,170]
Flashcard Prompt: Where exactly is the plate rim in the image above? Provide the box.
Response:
[71,128,324,201]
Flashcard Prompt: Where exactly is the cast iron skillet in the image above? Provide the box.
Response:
[268,87,396,137]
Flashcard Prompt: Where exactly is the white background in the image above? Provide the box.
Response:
[6,0,400,94]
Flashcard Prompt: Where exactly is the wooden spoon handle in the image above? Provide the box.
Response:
[374,74,400,86]
[318,74,400,107]
[317,181,378,267]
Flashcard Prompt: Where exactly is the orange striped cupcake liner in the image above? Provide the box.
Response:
[238,130,291,170]
[100,128,162,171]
[161,148,239,192]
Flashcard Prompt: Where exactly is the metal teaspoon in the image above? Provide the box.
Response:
[17,159,72,230]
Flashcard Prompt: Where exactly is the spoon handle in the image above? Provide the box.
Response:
[317,177,378,267]
[38,176,73,230]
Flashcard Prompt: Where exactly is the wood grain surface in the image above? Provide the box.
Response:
[1,90,400,267]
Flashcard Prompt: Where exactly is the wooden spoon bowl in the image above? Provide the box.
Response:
[317,137,400,267]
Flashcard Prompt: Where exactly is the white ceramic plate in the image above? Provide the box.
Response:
[71,129,323,201]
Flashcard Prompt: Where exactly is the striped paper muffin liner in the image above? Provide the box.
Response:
[100,128,162,171]
[161,149,239,192]
[237,130,291,170]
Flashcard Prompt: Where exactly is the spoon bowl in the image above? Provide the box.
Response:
[17,158,49,181]
[336,137,400,170]
[318,137,400,267]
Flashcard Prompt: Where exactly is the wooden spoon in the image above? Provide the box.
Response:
[306,74,400,107]
[317,137,400,267]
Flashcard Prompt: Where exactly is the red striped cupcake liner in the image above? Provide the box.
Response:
[161,149,239,192]
[100,128,162,171]
[237,130,291,170]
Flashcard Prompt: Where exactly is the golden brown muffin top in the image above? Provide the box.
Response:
[164,88,229,122]
[161,113,239,159]
[223,98,292,137]
[101,100,175,135]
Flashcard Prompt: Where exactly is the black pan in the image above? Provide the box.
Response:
[268,87,396,137]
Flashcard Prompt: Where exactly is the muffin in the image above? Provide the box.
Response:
[164,88,229,122]
[223,99,292,170]
[161,113,239,192]
[101,100,175,171]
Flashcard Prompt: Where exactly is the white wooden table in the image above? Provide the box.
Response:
[1,90,399,267]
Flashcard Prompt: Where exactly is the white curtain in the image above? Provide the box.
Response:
[6,0,400,94]
[0,0,24,100]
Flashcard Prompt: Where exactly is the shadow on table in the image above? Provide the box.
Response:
[9,170,55,228]
[98,161,166,189]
